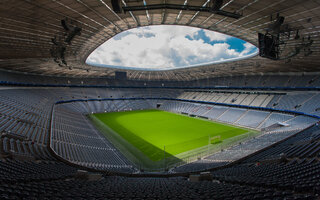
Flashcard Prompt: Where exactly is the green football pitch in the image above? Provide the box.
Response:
[90,109,249,165]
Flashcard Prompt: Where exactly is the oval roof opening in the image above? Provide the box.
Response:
[86,25,258,71]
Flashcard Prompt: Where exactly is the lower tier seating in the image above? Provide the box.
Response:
[0,157,318,199]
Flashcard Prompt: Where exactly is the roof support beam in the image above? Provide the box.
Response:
[123,4,242,19]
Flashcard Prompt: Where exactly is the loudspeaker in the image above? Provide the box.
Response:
[61,19,70,31]
[258,33,278,60]
[111,0,122,13]
[267,15,285,33]
[65,27,82,45]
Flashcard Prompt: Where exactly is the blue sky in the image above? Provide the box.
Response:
[86,25,258,70]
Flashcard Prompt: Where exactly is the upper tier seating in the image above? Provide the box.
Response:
[179,90,320,117]
[2,70,320,88]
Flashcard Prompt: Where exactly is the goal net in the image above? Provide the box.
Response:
[210,135,222,144]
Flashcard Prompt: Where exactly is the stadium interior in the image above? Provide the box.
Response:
[1,0,320,199]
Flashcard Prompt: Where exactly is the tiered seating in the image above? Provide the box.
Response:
[0,79,320,198]
[297,93,320,114]
[51,101,154,172]
[273,93,314,110]
[203,106,228,119]
[0,156,317,199]
[172,160,229,173]
[211,125,320,196]
[259,113,294,129]
[0,159,77,183]
[249,94,269,107]
[245,125,320,162]
[158,99,320,173]
[285,116,319,128]
[0,88,179,171]
[179,91,276,108]
[288,75,318,87]
[0,90,55,160]
[193,105,212,116]
[3,70,320,88]
[236,110,270,128]
[217,108,246,123]
[0,87,319,176]
[173,129,299,173]
[178,90,320,119]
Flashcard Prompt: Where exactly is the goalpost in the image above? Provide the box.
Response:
[209,135,221,144]
[207,135,222,155]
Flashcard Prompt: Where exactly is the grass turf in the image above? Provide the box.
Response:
[92,109,248,162]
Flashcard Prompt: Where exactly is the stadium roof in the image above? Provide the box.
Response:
[0,0,319,81]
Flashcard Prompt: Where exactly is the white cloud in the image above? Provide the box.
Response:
[86,25,257,70]
[240,42,257,56]
[203,30,230,42]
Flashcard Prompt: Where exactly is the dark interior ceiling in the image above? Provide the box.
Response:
[0,0,319,81]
